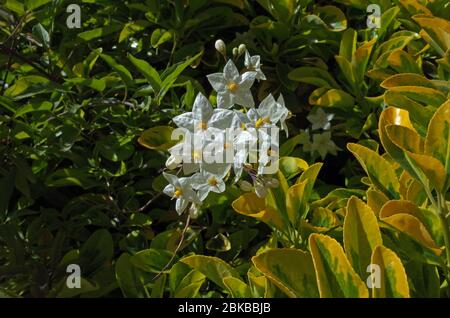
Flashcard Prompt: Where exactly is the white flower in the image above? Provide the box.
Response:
[298,129,313,153]
[215,39,226,55]
[307,108,334,130]
[247,94,285,129]
[207,60,256,109]
[173,93,234,132]
[191,170,227,201]
[277,94,291,137]
[257,129,279,175]
[244,50,266,81]
[311,131,339,159]
[168,131,204,175]
[163,173,199,215]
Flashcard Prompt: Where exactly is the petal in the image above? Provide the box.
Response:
[197,187,210,201]
[207,73,227,92]
[163,184,175,197]
[223,60,240,82]
[209,109,235,129]
[238,71,256,90]
[235,89,255,108]
[258,94,276,117]
[173,113,194,131]
[217,92,234,109]
[244,50,251,68]
[175,198,189,215]
[192,93,213,121]
[163,172,179,186]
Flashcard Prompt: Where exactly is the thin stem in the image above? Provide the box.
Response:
[438,194,450,278]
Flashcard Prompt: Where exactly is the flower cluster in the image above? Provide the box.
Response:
[299,108,339,159]
[162,43,290,215]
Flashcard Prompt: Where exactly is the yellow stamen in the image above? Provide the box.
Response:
[198,121,207,130]
[227,82,238,92]
[268,149,277,157]
[173,188,183,198]
[192,150,201,161]
[255,118,264,128]
[208,177,218,186]
[263,117,271,124]
[224,142,232,149]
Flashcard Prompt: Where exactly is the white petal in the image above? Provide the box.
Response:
[163,184,175,197]
[163,172,179,186]
[173,113,194,131]
[175,198,189,214]
[209,109,234,129]
[207,73,227,92]
[217,92,234,109]
[223,60,240,81]
[192,93,213,121]
[258,94,276,117]
[235,89,255,108]
[238,72,256,90]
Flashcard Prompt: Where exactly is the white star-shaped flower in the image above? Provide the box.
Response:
[207,60,256,109]
[311,131,339,159]
[277,94,291,137]
[173,93,235,132]
[307,108,334,131]
[190,170,228,201]
[244,50,266,81]
[163,173,199,214]
[246,94,285,130]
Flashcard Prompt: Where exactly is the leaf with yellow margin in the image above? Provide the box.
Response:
[252,248,319,298]
[370,245,410,298]
[344,197,383,278]
[309,234,369,298]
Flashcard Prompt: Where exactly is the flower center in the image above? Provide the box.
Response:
[208,177,218,186]
[263,117,271,124]
[224,142,232,149]
[198,121,207,130]
[227,82,238,92]
[255,118,264,128]
[267,149,277,157]
[173,188,183,198]
[192,150,201,161]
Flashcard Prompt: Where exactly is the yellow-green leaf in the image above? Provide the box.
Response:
[425,100,450,180]
[344,197,383,277]
[347,143,400,199]
[223,277,253,298]
[138,126,179,151]
[309,234,369,298]
[232,192,284,230]
[286,181,307,226]
[367,189,389,216]
[181,255,241,290]
[370,245,410,298]
[252,248,319,298]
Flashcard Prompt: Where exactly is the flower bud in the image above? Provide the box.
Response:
[215,39,226,55]
[254,180,268,198]
[232,47,238,57]
[189,204,201,219]
[238,44,246,55]
[166,155,181,170]
[266,178,279,188]
[239,180,253,192]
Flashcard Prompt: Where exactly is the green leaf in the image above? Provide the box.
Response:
[371,245,410,298]
[119,20,151,43]
[181,255,241,290]
[339,28,357,62]
[223,277,253,298]
[286,181,307,226]
[128,54,162,92]
[138,125,179,150]
[347,143,400,199]
[99,52,134,88]
[45,168,100,189]
[309,87,355,110]
[279,157,308,180]
[130,248,174,273]
[344,196,382,278]
[78,24,122,41]
[425,100,450,181]
[79,229,114,274]
[151,28,173,48]
[288,67,340,89]
[32,23,50,48]
[252,248,319,298]
[309,233,369,298]
[115,253,152,298]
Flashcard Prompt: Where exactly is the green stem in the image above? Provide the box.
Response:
[437,193,450,295]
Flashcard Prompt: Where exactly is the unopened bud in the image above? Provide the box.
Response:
[255,181,268,198]
[232,47,238,57]
[238,44,246,55]
[189,204,201,219]
[266,178,279,188]
[239,180,253,192]
[166,155,181,170]
[215,39,226,55]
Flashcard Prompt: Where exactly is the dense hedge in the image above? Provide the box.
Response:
[0,0,449,298]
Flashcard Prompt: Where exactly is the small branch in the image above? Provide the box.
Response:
[153,212,191,281]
